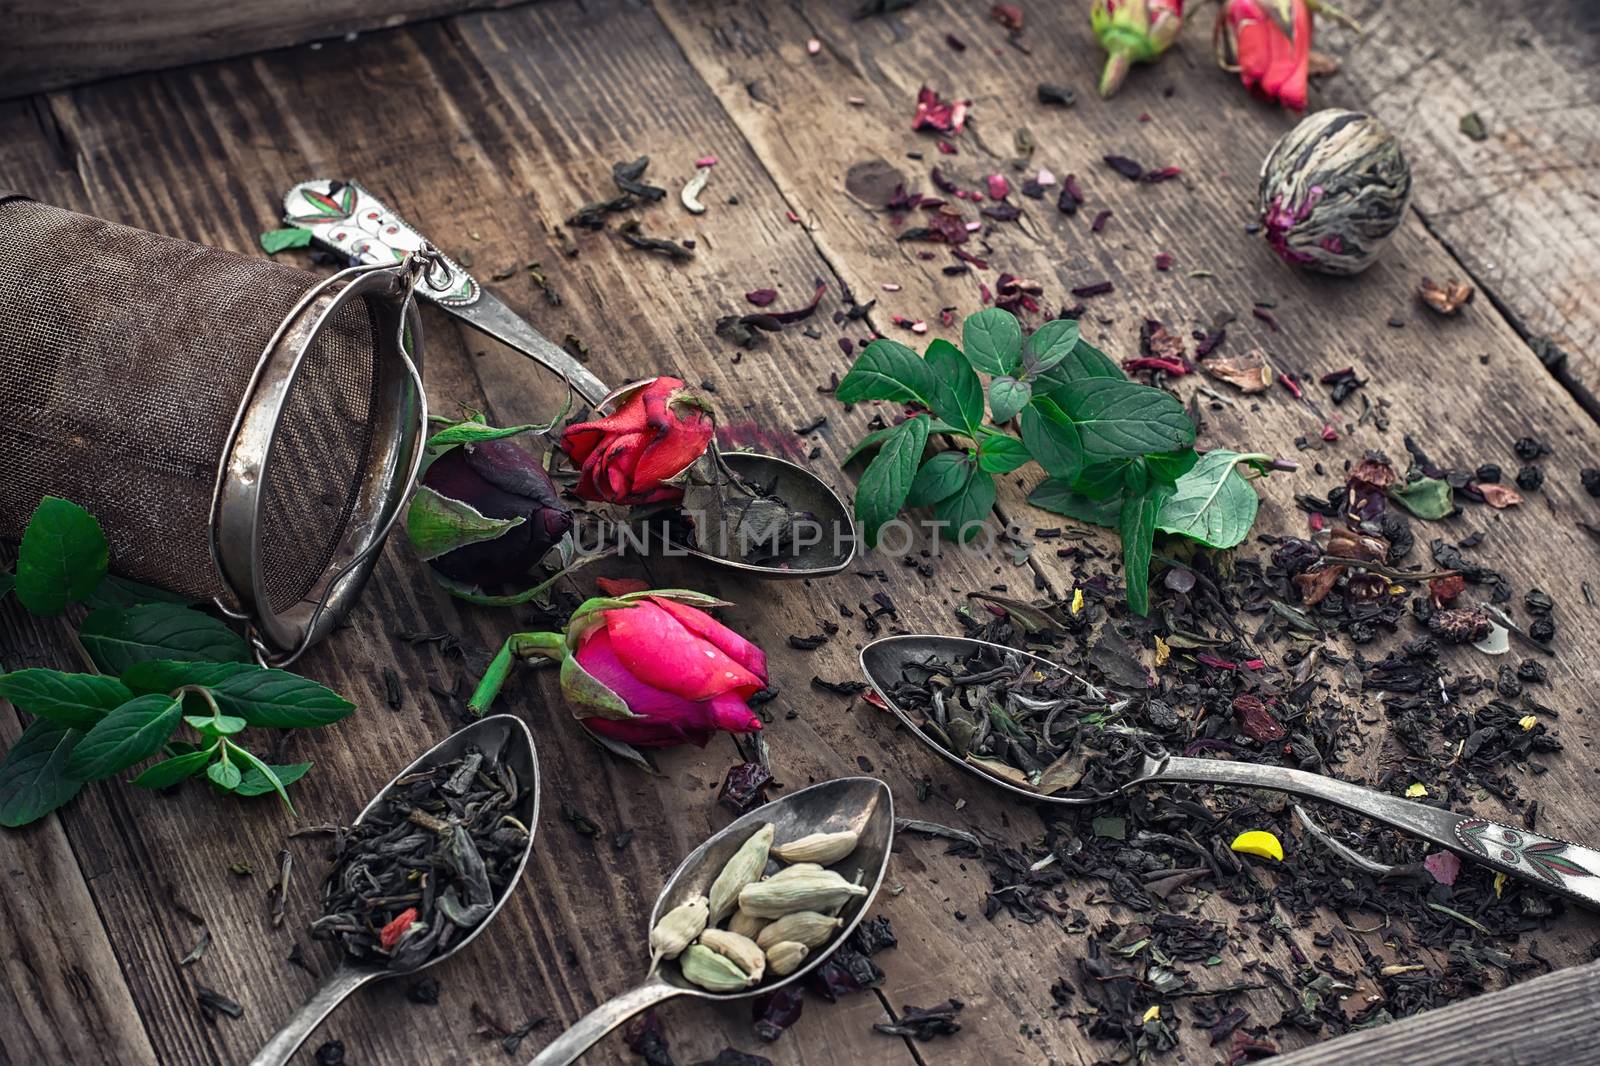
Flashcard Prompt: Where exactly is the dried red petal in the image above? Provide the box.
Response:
[985,174,1011,200]
[1428,573,1466,606]
[745,288,778,306]
[1477,482,1524,508]
[379,907,419,951]
[1232,695,1287,742]
[990,3,1023,30]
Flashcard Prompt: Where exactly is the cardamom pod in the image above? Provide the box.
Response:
[763,862,824,882]
[678,943,755,992]
[708,823,775,924]
[771,829,859,865]
[754,910,843,950]
[648,894,709,971]
[738,869,868,918]
[697,928,766,982]
[765,940,809,977]
[726,909,769,941]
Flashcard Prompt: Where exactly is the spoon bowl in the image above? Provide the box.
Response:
[526,776,894,1064]
[250,714,539,1065]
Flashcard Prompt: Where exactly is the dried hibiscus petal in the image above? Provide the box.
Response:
[745,288,778,306]
[912,86,971,134]
[1103,154,1143,180]
[1232,695,1286,742]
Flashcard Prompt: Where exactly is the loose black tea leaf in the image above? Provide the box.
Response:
[873,998,964,1040]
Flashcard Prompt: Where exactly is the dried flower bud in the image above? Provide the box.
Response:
[1091,0,1185,97]
[1419,276,1474,315]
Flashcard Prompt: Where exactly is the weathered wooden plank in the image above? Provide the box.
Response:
[1323,1,1600,421]
[0,0,517,99]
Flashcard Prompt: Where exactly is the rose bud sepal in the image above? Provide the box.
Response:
[1091,0,1185,98]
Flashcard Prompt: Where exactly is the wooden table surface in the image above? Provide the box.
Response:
[3,2,1600,1064]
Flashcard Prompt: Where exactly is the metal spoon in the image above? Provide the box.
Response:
[861,634,1600,911]
[279,179,856,577]
[523,776,894,1065]
[249,714,540,1066]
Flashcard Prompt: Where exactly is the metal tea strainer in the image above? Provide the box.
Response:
[0,193,432,664]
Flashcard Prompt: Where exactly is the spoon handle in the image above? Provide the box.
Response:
[525,981,681,1066]
[448,291,611,408]
[248,964,376,1066]
[1147,756,1600,911]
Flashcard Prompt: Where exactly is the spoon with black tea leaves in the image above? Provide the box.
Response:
[278,178,856,578]
[522,776,894,1065]
[249,714,540,1066]
[861,634,1600,911]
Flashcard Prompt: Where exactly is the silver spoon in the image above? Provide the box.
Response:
[249,714,540,1065]
[861,634,1600,911]
[279,179,856,578]
[523,776,894,1065]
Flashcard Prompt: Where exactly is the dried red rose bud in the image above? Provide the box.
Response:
[1427,606,1491,644]
[1214,0,1309,110]
[1092,0,1185,97]
[560,377,714,505]
[1232,694,1287,742]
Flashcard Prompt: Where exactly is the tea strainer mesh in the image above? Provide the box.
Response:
[0,195,428,663]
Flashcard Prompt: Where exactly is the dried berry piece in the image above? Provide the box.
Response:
[1530,615,1556,643]
[1517,659,1548,684]
[1418,276,1474,314]
[1272,538,1321,574]
[1427,607,1491,644]
[1476,463,1501,483]
[1513,436,1549,461]
[1524,588,1554,614]
[1516,465,1544,491]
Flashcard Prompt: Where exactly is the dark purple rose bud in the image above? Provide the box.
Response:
[408,435,573,587]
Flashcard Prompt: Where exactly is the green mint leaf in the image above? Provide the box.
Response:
[1156,450,1261,549]
[0,670,134,728]
[234,760,311,798]
[184,714,248,737]
[924,339,983,433]
[907,451,973,508]
[1389,476,1455,520]
[132,747,215,790]
[1018,404,1083,482]
[1027,478,1121,527]
[1144,448,1199,484]
[1073,460,1133,500]
[120,659,257,695]
[1034,338,1124,395]
[932,467,997,542]
[1119,482,1174,617]
[854,415,931,549]
[844,419,963,465]
[15,496,109,616]
[1055,378,1195,461]
[65,694,183,781]
[0,720,84,827]
[259,227,313,254]
[1021,319,1080,375]
[84,575,193,612]
[225,742,297,812]
[977,434,1031,474]
[407,485,524,562]
[207,759,242,791]
[988,376,1033,424]
[962,308,1023,375]
[208,668,356,729]
[836,338,939,407]
[78,604,250,674]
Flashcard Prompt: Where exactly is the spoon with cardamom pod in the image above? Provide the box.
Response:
[862,634,1600,912]
[249,714,539,1066]
[523,776,894,1065]
[277,178,856,578]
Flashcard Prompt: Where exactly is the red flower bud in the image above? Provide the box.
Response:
[1091,0,1185,97]
[560,377,714,505]
[1214,0,1310,111]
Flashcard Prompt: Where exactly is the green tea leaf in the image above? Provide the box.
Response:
[0,720,84,827]
[207,759,242,790]
[1056,378,1195,460]
[1021,319,1079,375]
[78,604,250,674]
[855,415,930,549]
[1119,481,1174,618]
[932,467,997,542]
[208,668,356,729]
[406,485,523,561]
[1034,338,1124,395]
[120,659,257,695]
[84,575,193,611]
[65,694,183,781]
[1156,450,1261,549]
[924,339,984,433]
[1027,479,1121,527]
[0,670,133,728]
[234,759,312,798]
[1018,404,1083,482]
[836,338,939,407]
[259,227,313,254]
[977,434,1031,474]
[988,376,1033,424]
[907,451,972,508]
[962,308,1023,375]
[132,747,215,790]
[1144,449,1199,484]
[1389,476,1455,520]
[15,496,109,616]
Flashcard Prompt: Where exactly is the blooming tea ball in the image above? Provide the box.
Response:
[1257,109,1412,275]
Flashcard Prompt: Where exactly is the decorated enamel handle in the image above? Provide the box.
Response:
[281,178,611,407]
[1136,755,1600,911]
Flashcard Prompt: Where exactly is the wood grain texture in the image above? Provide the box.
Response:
[1322,0,1600,420]
[0,0,516,99]
[2,2,1600,1065]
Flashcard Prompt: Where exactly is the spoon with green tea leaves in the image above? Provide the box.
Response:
[861,635,1600,912]
[249,715,539,1066]
[523,776,893,1065]
[275,178,856,578]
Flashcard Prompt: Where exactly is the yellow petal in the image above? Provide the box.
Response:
[1519,715,1537,731]
[1154,635,1172,667]
[1404,783,1428,798]
[1493,872,1507,898]
[1071,588,1085,615]
[1141,1005,1160,1024]
[1230,830,1284,861]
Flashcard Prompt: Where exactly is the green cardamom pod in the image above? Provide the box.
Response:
[726,908,768,941]
[648,894,708,972]
[738,869,868,918]
[765,940,809,977]
[708,823,775,924]
[771,829,859,865]
[697,928,766,982]
[678,943,755,992]
[754,910,843,950]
